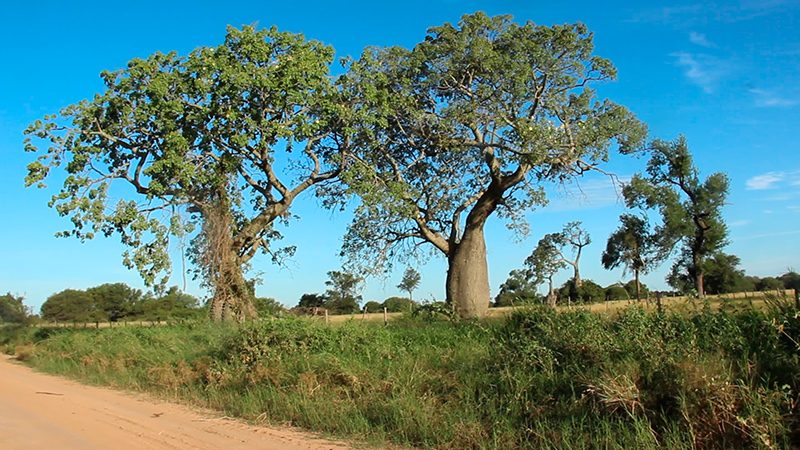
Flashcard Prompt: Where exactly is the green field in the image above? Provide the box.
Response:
[3,297,799,449]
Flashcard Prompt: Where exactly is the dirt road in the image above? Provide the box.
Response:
[0,356,351,450]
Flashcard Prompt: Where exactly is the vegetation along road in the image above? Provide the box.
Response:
[0,355,349,450]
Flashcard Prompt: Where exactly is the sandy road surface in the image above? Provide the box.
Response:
[0,356,351,450]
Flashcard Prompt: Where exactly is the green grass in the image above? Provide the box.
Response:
[4,298,800,449]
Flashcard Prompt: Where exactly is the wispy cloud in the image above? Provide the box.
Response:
[749,88,798,107]
[729,219,752,227]
[746,169,800,191]
[672,52,728,93]
[689,31,716,47]
[546,176,631,212]
[631,1,798,25]
[735,229,800,241]
[746,171,786,190]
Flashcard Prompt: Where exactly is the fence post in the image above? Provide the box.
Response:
[325,309,329,325]
[656,291,663,315]
[794,289,799,309]
[383,307,388,326]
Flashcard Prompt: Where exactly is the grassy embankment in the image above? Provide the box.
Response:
[2,295,799,449]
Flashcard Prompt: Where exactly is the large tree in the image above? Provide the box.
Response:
[623,137,728,297]
[337,13,645,318]
[601,214,659,301]
[24,26,352,321]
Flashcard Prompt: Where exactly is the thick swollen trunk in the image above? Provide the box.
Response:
[692,253,705,298]
[202,196,257,322]
[635,270,641,302]
[445,226,490,319]
[208,255,256,322]
[573,265,582,288]
[547,276,557,308]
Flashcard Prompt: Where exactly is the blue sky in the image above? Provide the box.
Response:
[1,1,799,312]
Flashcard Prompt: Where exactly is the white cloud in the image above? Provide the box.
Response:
[672,52,727,93]
[729,219,752,227]
[631,1,798,24]
[689,31,715,47]
[749,88,798,107]
[746,171,785,190]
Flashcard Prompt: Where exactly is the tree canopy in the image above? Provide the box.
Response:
[24,26,353,321]
[601,214,659,300]
[337,12,645,317]
[623,137,728,297]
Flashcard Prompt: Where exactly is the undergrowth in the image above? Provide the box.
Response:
[4,299,799,449]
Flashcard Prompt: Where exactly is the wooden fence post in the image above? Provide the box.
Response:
[325,309,329,325]
[383,307,388,326]
[656,291,663,315]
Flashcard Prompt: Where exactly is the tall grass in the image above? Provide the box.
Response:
[5,299,799,449]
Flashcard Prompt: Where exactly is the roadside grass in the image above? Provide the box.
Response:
[4,296,799,449]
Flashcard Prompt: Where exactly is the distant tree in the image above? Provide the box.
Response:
[0,293,29,324]
[254,297,285,316]
[397,267,421,302]
[335,13,646,318]
[86,283,141,322]
[324,271,364,314]
[363,301,383,313]
[604,284,629,301]
[41,289,93,322]
[297,293,327,309]
[382,296,416,313]
[624,137,728,297]
[140,287,199,321]
[601,214,659,301]
[552,222,592,287]
[623,280,649,299]
[559,279,605,303]
[694,253,751,294]
[756,276,785,291]
[495,269,540,307]
[779,271,800,292]
[526,236,569,307]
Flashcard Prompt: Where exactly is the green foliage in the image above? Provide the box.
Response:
[382,296,415,313]
[624,280,650,299]
[624,137,729,296]
[558,279,606,303]
[363,301,383,313]
[41,289,94,322]
[253,297,286,317]
[605,284,630,301]
[337,12,645,277]
[780,271,800,291]
[495,269,540,306]
[396,267,421,301]
[755,276,785,291]
[0,293,29,324]
[40,284,199,323]
[24,25,352,318]
[699,252,754,294]
[297,293,326,309]
[86,283,142,321]
[17,303,800,449]
[323,270,363,314]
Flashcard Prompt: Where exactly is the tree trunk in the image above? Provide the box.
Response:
[445,225,490,319]
[201,194,257,322]
[696,272,705,298]
[547,275,556,308]
[574,250,582,288]
[208,254,256,322]
[635,270,641,302]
